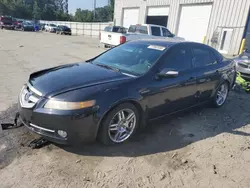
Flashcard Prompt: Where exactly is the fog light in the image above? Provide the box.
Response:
[58,130,67,138]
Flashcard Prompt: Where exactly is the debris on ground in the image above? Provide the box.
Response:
[28,137,50,149]
[171,152,178,158]
[213,165,217,174]
[181,159,188,164]
[76,159,81,163]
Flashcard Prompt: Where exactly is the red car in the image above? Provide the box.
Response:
[0,16,14,30]
[13,19,23,29]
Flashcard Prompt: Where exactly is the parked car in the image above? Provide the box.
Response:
[56,25,72,35]
[39,23,46,31]
[21,22,35,31]
[18,40,236,145]
[234,49,250,81]
[13,20,23,30]
[100,24,184,47]
[0,16,14,30]
[45,24,57,33]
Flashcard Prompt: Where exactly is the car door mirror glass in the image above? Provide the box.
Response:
[158,68,179,78]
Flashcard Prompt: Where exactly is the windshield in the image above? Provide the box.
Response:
[24,22,32,25]
[92,42,167,76]
[49,24,56,27]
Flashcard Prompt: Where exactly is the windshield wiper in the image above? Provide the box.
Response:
[96,63,120,72]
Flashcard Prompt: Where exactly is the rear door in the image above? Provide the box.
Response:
[191,44,222,102]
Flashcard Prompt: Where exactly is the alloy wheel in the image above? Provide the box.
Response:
[108,109,136,143]
[216,83,228,106]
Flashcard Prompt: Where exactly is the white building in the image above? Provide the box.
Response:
[114,0,250,55]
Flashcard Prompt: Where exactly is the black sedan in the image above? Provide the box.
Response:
[21,22,34,31]
[18,40,236,145]
[56,25,71,35]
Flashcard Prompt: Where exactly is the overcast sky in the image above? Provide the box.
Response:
[69,0,109,14]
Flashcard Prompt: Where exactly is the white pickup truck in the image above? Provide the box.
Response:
[100,24,184,47]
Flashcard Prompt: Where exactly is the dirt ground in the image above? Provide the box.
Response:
[1,30,250,188]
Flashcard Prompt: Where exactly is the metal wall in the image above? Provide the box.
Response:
[114,0,250,55]
[40,20,113,38]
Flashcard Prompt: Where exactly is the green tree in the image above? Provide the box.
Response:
[32,0,41,20]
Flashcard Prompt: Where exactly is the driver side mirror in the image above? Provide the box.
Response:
[157,68,179,79]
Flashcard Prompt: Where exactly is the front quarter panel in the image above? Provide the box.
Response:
[51,78,147,137]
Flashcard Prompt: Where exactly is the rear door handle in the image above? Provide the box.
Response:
[188,77,195,81]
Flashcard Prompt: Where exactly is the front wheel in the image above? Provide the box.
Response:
[212,82,229,108]
[98,103,139,145]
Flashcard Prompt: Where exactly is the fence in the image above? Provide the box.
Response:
[39,20,113,38]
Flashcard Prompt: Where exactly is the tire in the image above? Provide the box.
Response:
[212,82,229,108]
[98,103,140,145]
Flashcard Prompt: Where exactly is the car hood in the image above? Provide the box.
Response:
[234,52,250,64]
[29,62,132,97]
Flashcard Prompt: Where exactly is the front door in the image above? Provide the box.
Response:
[147,44,197,119]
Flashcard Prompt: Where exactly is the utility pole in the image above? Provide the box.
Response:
[93,0,96,20]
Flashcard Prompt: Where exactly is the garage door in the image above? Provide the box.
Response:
[146,7,169,27]
[177,4,212,43]
[123,8,139,28]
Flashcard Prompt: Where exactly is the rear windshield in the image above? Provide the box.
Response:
[128,25,148,34]
[104,26,112,32]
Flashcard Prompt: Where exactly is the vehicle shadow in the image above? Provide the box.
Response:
[62,90,250,157]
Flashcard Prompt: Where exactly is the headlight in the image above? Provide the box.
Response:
[44,99,96,110]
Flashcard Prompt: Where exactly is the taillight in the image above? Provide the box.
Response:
[120,36,126,44]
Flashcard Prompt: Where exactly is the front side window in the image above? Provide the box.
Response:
[92,42,167,75]
[161,46,192,71]
[151,26,161,36]
[162,27,172,37]
[192,46,217,67]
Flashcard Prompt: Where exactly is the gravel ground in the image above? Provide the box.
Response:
[1,30,250,188]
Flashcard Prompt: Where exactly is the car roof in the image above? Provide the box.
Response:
[130,39,211,49]
[129,39,184,48]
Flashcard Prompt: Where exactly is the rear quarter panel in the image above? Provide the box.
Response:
[212,58,236,96]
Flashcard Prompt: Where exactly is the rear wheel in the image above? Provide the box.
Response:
[212,82,229,108]
[98,103,139,145]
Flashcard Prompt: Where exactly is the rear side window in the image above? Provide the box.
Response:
[192,46,217,67]
[128,25,148,34]
[161,46,193,71]
[151,26,161,36]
